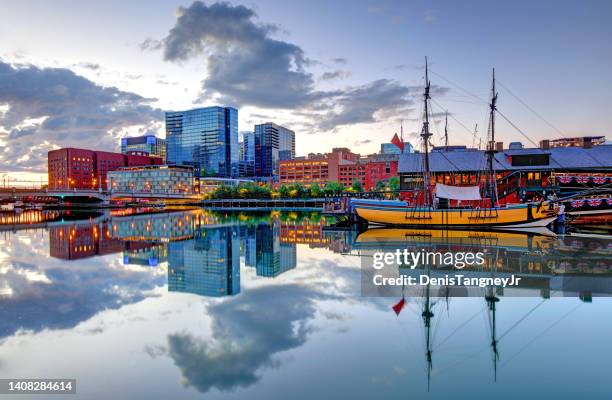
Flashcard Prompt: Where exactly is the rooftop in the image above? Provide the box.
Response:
[398,144,612,173]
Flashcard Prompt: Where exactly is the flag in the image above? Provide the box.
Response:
[391,133,405,152]
[392,298,406,316]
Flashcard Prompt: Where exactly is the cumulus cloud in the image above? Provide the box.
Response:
[145,1,450,132]
[166,284,333,393]
[317,79,414,131]
[0,226,165,339]
[0,60,162,172]
[147,1,329,109]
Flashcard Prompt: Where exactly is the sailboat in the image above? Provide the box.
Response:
[353,58,559,229]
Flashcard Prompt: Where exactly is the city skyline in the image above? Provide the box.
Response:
[1,0,611,185]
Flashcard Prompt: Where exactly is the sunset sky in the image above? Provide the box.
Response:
[1,0,611,184]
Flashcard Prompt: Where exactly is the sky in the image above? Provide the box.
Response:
[0,0,611,184]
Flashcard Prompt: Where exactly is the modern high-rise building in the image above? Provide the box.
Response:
[120,135,167,161]
[165,106,238,178]
[238,131,256,177]
[240,131,256,163]
[254,122,295,178]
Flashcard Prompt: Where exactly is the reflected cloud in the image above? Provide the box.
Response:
[0,229,165,339]
[166,283,334,393]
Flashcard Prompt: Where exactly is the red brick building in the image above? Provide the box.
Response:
[365,159,398,190]
[48,148,162,190]
[279,148,373,187]
[279,155,329,185]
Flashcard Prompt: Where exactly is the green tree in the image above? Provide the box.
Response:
[388,176,400,191]
[279,184,290,198]
[375,180,386,192]
[351,179,363,193]
[324,181,344,196]
[309,183,323,198]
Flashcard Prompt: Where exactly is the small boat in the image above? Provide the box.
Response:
[353,58,559,229]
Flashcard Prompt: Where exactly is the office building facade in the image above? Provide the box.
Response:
[254,123,295,178]
[279,156,329,185]
[47,148,162,190]
[107,165,194,195]
[380,142,413,155]
[166,106,238,178]
[121,135,167,162]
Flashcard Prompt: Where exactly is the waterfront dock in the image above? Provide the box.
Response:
[199,198,325,211]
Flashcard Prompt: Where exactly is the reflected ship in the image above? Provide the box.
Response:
[352,227,612,298]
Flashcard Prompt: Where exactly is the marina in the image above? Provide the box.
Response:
[0,208,611,398]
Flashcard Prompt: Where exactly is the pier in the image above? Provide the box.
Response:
[199,198,325,211]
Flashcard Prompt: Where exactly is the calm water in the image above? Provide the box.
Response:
[0,209,611,399]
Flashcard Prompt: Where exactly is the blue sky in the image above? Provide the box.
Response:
[0,0,610,181]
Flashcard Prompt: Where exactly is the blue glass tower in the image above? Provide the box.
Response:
[254,122,295,178]
[165,106,238,178]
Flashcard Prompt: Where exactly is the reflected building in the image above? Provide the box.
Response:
[123,244,168,267]
[280,220,329,248]
[167,227,240,297]
[254,223,297,278]
[49,223,126,260]
[111,211,200,242]
[237,225,257,268]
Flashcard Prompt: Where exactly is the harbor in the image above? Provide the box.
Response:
[1,0,612,398]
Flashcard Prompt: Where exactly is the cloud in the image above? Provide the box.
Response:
[0,60,162,172]
[320,70,351,81]
[149,1,329,109]
[166,284,334,393]
[317,79,414,131]
[147,1,450,132]
[0,226,165,339]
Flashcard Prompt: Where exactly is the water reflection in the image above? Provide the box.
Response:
[0,209,611,399]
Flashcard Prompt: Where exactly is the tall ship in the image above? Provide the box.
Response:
[353,58,559,228]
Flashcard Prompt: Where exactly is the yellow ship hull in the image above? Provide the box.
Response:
[355,228,556,250]
[353,199,558,228]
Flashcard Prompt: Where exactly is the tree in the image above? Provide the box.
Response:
[375,180,386,192]
[279,184,290,198]
[309,183,323,198]
[388,176,400,191]
[351,179,363,193]
[324,181,344,196]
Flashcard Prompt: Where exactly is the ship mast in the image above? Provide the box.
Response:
[486,68,499,207]
[422,268,434,391]
[422,57,433,207]
[485,247,500,381]
[444,110,449,151]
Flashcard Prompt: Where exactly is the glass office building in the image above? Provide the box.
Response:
[166,106,238,178]
[380,142,413,155]
[107,165,194,195]
[239,131,256,177]
[254,122,295,178]
[240,131,256,163]
[120,135,167,162]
